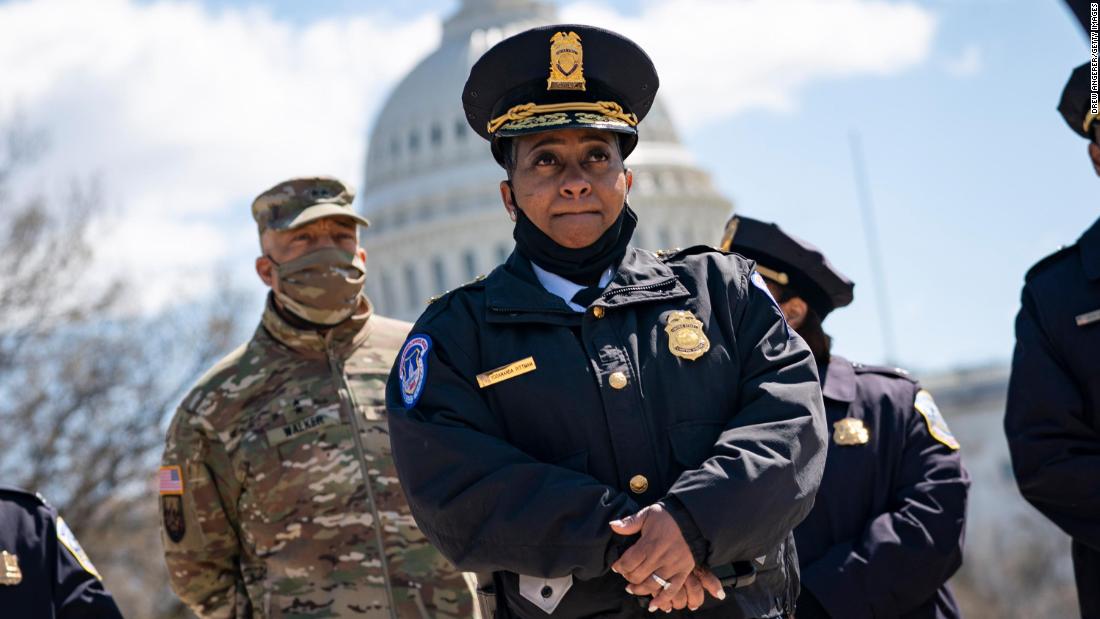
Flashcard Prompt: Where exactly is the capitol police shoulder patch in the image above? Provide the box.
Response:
[57,516,103,580]
[914,389,959,450]
[399,334,433,409]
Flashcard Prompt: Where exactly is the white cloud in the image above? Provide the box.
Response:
[0,0,439,311]
[561,0,937,127]
[944,44,983,77]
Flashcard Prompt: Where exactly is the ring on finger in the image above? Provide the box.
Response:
[650,574,672,590]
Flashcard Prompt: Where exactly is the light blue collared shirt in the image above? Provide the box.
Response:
[530,263,613,313]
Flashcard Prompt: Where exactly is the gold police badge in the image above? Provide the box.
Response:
[0,550,21,586]
[547,31,586,91]
[833,418,870,446]
[665,310,710,361]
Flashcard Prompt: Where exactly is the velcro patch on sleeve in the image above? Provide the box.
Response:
[158,465,184,496]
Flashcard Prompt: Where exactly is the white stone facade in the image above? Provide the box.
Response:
[360,0,733,320]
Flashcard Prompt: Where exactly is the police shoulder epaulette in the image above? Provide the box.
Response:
[851,361,916,382]
[426,274,487,305]
[1024,244,1077,283]
[655,245,721,260]
[0,486,48,506]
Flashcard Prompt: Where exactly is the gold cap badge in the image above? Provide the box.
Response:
[833,418,869,446]
[0,551,22,586]
[665,310,710,361]
[548,31,586,91]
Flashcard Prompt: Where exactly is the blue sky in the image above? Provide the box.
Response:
[4,0,1095,373]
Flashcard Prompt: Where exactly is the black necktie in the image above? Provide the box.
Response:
[571,285,605,308]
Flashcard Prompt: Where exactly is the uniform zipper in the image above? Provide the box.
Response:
[325,333,398,619]
[599,278,677,298]
[490,279,678,314]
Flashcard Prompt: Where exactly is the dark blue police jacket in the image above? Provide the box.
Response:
[0,486,124,618]
[793,357,969,619]
[386,246,828,618]
[1006,216,1100,619]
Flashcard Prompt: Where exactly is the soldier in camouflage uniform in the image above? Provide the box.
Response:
[159,177,473,619]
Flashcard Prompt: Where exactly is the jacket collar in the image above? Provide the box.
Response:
[1079,216,1100,282]
[485,247,690,322]
[261,292,373,358]
[598,247,691,308]
[820,355,857,403]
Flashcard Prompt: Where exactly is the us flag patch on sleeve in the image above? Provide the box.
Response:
[158,465,184,495]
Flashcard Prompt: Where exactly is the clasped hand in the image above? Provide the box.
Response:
[609,504,726,612]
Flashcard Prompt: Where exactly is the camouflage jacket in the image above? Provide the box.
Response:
[160,295,472,618]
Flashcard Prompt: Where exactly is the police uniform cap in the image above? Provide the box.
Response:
[1058,61,1099,141]
[251,176,369,232]
[462,24,659,166]
[721,215,854,319]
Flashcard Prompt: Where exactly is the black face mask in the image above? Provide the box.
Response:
[511,194,637,286]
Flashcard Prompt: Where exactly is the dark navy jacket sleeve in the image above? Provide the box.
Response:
[53,513,125,619]
[0,489,124,619]
[801,389,968,619]
[386,305,640,580]
[1005,284,1100,550]
[664,269,828,565]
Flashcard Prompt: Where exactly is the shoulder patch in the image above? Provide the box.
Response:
[1025,244,1076,282]
[56,516,103,580]
[914,389,960,450]
[751,271,782,311]
[158,465,184,495]
[398,334,433,408]
[162,494,186,544]
[852,362,916,383]
[0,486,45,506]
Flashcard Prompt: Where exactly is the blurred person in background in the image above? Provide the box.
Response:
[1005,61,1100,619]
[0,485,125,617]
[158,177,472,618]
[721,216,970,619]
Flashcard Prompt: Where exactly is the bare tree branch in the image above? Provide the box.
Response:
[0,117,245,619]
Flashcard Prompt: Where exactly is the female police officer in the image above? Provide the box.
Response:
[386,25,827,618]
[722,216,969,619]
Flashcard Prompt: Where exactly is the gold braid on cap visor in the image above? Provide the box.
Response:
[1085,109,1098,135]
[487,101,639,134]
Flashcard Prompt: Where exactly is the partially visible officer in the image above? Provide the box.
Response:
[721,216,970,619]
[0,486,125,618]
[386,25,828,618]
[1005,61,1100,619]
[159,177,472,618]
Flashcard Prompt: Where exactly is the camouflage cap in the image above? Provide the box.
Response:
[252,176,370,232]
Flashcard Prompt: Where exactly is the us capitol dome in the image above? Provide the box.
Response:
[360,0,734,320]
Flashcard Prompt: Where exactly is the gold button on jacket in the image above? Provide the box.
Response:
[609,371,628,389]
[629,475,649,494]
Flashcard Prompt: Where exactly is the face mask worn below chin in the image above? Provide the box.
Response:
[269,247,366,326]
[511,195,638,286]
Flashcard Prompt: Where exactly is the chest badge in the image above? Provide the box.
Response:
[833,418,869,446]
[665,310,710,361]
[0,551,21,586]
